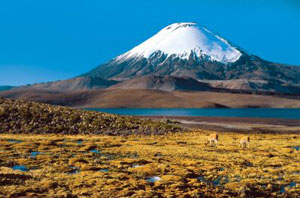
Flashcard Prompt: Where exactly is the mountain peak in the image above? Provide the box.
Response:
[164,22,197,30]
[117,22,242,63]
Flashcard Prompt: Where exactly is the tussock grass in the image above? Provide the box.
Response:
[0,98,181,135]
[0,131,299,197]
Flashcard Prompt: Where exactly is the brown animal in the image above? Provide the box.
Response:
[206,133,219,147]
[240,136,250,149]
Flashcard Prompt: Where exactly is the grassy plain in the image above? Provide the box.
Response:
[0,131,300,197]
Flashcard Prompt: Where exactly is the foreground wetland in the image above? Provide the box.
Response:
[0,132,300,197]
[1,98,300,197]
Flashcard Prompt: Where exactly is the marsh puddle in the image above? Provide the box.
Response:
[30,152,41,158]
[12,165,29,172]
[69,166,80,175]
[7,139,22,143]
[292,146,300,151]
[276,177,284,181]
[280,182,297,193]
[146,176,161,183]
[132,164,145,168]
[292,172,300,175]
[261,184,267,189]
[272,166,282,169]
[289,182,297,187]
[198,177,208,183]
[75,140,83,144]
[90,149,100,154]
[101,153,118,160]
[99,169,109,172]
[234,175,242,182]
[198,176,229,186]
[154,153,163,157]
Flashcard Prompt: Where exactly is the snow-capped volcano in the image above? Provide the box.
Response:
[86,22,249,81]
[117,22,242,63]
[32,21,299,94]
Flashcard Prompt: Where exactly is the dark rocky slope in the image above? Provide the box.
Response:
[109,75,213,91]
[29,76,118,91]
[0,98,181,135]
[85,53,300,94]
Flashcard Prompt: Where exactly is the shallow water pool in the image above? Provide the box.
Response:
[12,165,29,172]
[146,176,161,183]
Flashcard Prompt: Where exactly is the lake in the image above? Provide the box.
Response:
[87,108,300,119]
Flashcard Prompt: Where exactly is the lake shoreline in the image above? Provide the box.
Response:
[138,116,300,134]
[88,108,300,119]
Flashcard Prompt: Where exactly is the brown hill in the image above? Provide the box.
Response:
[1,88,300,108]
[28,76,118,91]
[202,79,300,93]
[109,75,213,91]
[0,98,181,135]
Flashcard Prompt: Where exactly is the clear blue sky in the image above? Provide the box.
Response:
[1,0,300,86]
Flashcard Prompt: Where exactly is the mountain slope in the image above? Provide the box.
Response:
[29,76,118,91]
[109,75,213,91]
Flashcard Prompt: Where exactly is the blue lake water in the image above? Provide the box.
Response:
[87,108,300,119]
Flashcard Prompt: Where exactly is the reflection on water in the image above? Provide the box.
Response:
[146,176,161,183]
[132,164,144,168]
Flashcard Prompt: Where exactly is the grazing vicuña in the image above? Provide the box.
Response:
[240,136,250,149]
[206,133,219,147]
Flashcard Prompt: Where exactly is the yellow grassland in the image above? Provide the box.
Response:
[0,130,299,197]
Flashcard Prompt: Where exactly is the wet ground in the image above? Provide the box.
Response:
[142,116,300,134]
[0,132,300,197]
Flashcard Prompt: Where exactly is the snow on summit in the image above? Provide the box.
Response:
[118,22,242,63]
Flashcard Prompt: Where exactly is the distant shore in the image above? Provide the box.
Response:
[139,116,300,134]
[2,89,300,109]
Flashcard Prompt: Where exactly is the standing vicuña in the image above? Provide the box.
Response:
[206,133,218,147]
[240,136,250,149]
